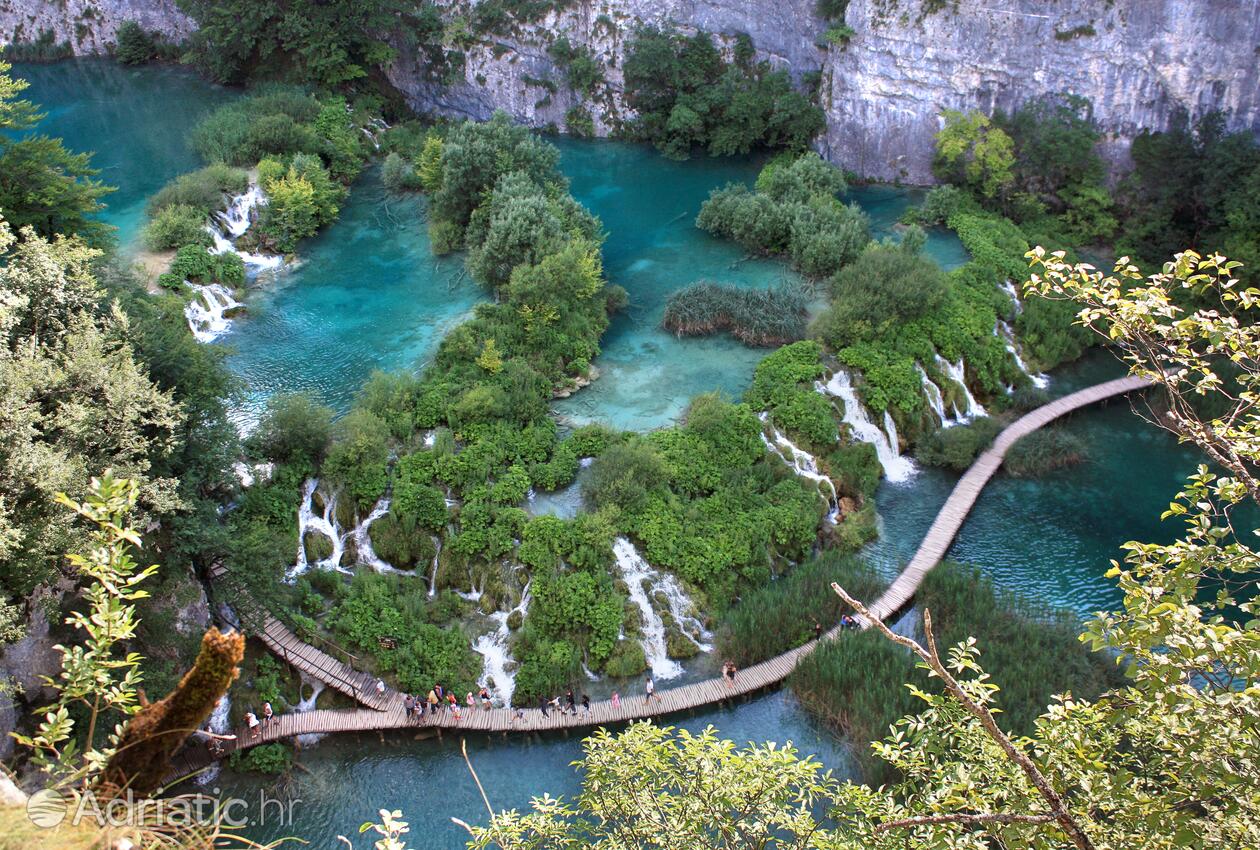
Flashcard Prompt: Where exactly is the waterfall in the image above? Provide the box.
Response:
[883,411,904,459]
[917,364,958,428]
[1000,280,1023,315]
[933,355,987,421]
[289,479,346,579]
[428,535,441,597]
[295,674,327,746]
[193,694,233,785]
[817,371,916,483]
[758,413,839,523]
[352,497,406,575]
[204,184,284,273]
[184,283,243,343]
[233,461,274,489]
[997,321,1050,389]
[612,537,709,680]
[473,583,530,706]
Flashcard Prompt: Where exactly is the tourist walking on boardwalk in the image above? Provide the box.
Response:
[466,691,476,708]
[479,686,492,709]
[404,694,415,718]
[814,621,823,641]
[446,692,458,712]
[611,691,620,709]
[550,695,563,714]
[245,711,260,740]
[262,701,274,724]
[375,678,386,696]
[452,701,462,722]
[724,661,738,689]
[581,694,591,715]
[645,677,658,705]
[565,689,576,715]
[539,695,549,717]
[427,688,439,715]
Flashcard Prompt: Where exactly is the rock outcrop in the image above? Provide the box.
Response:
[3,0,1257,182]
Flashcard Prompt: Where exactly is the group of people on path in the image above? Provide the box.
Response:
[402,684,497,723]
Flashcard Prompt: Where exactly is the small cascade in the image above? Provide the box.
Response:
[204,185,284,273]
[289,479,346,579]
[194,694,233,785]
[917,364,958,428]
[232,461,274,489]
[428,535,441,597]
[1000,280,1023,315]
[758,413,839,523]
[817,372,916,483]
[473,583,530,706]
[933,355,987,420]
[353,497,406,574]
[294,674,327,746]
[997,321,1050,389]
[184,283,243,343]
[883,411,904,459]
[613,537,709,680]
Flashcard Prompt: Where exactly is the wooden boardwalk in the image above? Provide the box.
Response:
[168,374,1149,784]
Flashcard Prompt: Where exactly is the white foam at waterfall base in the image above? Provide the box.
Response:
[998,321,1050,389]
[613,537,711,680]
[474,584,530,706]
[294,674,327,746]
[933,354,988,420]
[758,413,839,523]
[817,372,916,483]
[184,283,242,343]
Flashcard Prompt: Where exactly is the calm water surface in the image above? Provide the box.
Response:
[17,60,1205,849]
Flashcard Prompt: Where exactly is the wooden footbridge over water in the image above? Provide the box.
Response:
[167,374,1150,784]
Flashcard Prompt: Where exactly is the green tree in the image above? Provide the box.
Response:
[0,62,114,245]
[934,109,1016,199]
[114,21,157,64]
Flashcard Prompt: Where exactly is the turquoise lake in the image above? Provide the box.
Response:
[11,59,1201,848]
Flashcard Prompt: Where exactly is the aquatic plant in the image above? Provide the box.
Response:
[1004,427,1089,477]
[661,281,809,347]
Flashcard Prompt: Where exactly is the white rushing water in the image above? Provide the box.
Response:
[759,414,839,523]
[194,694,233,786]
[289,481,420,579]
[204,184,284,272]
[1000,279,1023,315]
[933,354,988,421]
[612,537,709,680]
[474,583,531,706]
[997,321,1050,389]
[184,283,243,343]
[817,371,916,483]
[917,364,959,428]
[427,535,442,597]
[294,674,327,746]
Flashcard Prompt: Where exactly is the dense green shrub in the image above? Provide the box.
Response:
[169,244,244,285]
[322,409,390,512]
[716,552,883,665]
[144,204,213,251]
[247,392,334,466]
[255,154,347,252]
[114,21,157,65]
[381,151,420,191]
[2,30,71,62]
[582,439,670,514]
[915,416,1001,470]
[661,281,809,346]
[367,513,437,568]
[229,741,293,774]
[148,164,249,217]
[622,27,824,159]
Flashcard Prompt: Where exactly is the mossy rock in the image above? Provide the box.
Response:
[506,609,524,631]
[603,639,647,678]
[303,531,334,563]
[310,488,327,516]
[334,492,357,530]
[621,600,644,634]
[665,626,700,660]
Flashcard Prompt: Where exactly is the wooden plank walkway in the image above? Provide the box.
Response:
[168,374,1149,785]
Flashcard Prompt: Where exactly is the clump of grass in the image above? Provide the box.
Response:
[715,552,884,666]
[915,416,1002,470]
[790,561,1122,785]
[3,29,72,62]
[662,280,809,347]
[1004,427,1088,477]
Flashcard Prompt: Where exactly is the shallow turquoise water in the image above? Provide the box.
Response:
[17,60,1209,848]
[11,59,235,248]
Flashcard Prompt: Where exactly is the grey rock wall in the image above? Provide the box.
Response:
[0,0,195,55]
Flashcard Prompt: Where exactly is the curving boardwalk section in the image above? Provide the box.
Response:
[168,374,1149,783]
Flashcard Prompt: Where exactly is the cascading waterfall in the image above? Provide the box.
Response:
[289,481,417,579]
[428,535,442,597]
[184,283,243,343]
[353,497,412,575]
[194,694,233,785]
[204,184,284,273]
[1000,280,1023,314]
[817,372,916,483]
[473,583,531,706]
[294,674,327,746]
[612,537,709,680]
[917,364,958,428]
[933,354,987,421]
[758,413,840,523]
[997,321,1050,389]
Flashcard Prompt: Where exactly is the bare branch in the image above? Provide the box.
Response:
[832,582,1097,850]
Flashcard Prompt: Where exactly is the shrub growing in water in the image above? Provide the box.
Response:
[1004,426,1088,477]
[914,416,1001,470]
[144,204,213,250]
[147,164,249,217]
[661,281,809,347]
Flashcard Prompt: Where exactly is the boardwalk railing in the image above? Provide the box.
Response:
[168,374,1149,783]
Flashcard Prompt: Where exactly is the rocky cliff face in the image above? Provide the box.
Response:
[5,0,1258,182]
[0,0,195,55]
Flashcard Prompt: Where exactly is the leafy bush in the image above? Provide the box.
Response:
[144,204,212,251]
[248,392,334,466]
[915,416,1001,470]
[228,742,292,774]
[255,154,346,252]
[190,89,324,165]
[582,439,669,514]
[322,409,390,512]
[114,21,157,65]
[382,151,420,192]
[148,164,250,217]
[170,244,244,285]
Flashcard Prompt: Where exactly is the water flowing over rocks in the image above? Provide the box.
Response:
[759,413,840,523]
[933,354,987,421]
[289,479,406,579]
[193,694,232,786]
[998,320,1050,389]
[817,371,916,483]
[612,537,710,680]
[184,283,243,343]
[917,363,960,428]
[474,583,531,706]
[206,184,284,273]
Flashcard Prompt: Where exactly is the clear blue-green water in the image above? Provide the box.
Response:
[15,59,1204,849]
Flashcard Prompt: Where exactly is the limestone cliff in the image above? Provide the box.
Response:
[3,0,1258,183]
